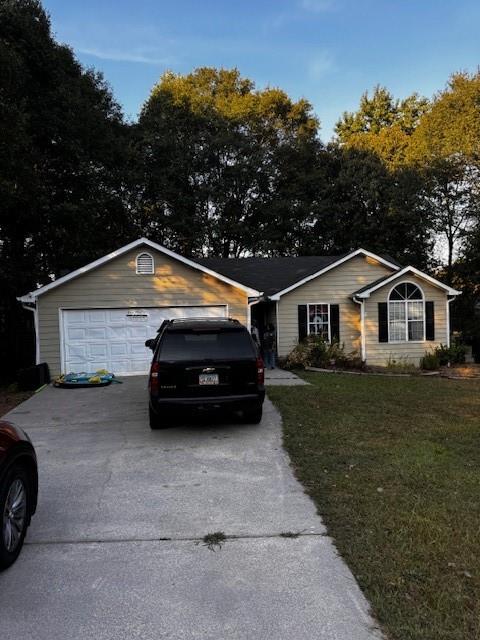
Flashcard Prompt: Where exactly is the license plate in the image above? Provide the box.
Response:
[199,373,219,386]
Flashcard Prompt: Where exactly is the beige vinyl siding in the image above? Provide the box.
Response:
[364,273,449,367]
[37,247,248,376]
[277,255,394,357]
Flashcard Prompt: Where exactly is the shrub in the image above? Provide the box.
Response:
[421,351,440,370]
[385,355,418,373]
[285,336,363,370]
[434,343,466,366]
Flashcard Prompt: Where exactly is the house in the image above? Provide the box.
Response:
[18,238,460,376]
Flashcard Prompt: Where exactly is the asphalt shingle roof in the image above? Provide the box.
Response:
[197,255,345,296]
[198,253,402,297]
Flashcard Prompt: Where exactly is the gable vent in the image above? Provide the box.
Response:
[136,252,154,275]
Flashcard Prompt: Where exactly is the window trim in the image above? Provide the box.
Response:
[387,281,426,343]
[135,252,155,275]
[306,303,331,342]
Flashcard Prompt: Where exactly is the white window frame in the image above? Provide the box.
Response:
[387,281,426,343]
[307,303,331,342]
[135,252,154,275]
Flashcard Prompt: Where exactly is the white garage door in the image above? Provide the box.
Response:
[61,306,227,375]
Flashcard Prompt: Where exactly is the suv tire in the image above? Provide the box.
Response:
[149,406,169,430]
[243,405,263,424]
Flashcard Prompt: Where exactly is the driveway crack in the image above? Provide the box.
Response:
[26,531,327,546]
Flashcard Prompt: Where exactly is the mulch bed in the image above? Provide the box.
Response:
[0,387,33,417]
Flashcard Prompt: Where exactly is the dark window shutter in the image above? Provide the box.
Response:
[298,305,308,342]
[330,304,340,342]
[378,302,388,342]
[425,301,435,341]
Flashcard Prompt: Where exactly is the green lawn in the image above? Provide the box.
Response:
[268,372,480,640]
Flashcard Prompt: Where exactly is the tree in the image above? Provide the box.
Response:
[134,67,321,257]
[408,72,480,281]
[302,146,434,266]
[335,86,429,168]
[0,0,131,379]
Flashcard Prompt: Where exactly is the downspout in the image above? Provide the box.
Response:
[446,296,455,348]
[248,296,263,331]
[21,301,40,365]
[353,296,366,363]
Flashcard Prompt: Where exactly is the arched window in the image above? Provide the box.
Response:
[135,252,154,275]
[388,282,424,342]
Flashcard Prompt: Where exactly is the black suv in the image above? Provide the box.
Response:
[146,318,265,429]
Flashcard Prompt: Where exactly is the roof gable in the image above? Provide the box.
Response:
[18,238,262,302]
[352,266,461,298]
[268,249,400,299]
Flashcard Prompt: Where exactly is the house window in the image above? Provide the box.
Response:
[308,304,330,341]
[388,283,424,342]
[136,252,154,275]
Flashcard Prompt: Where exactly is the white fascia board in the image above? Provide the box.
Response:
[269,249,400,300]
[17,237,262,301]
[355,266,461,298]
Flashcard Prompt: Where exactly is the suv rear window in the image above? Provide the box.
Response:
[158,329,255,361]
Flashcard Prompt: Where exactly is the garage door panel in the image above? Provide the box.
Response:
[62,306,226,375]
[111,343,127,357]
[107,325,127,340]
[67,311,87,323]
[130,343,148,355]
[89,344,108,358]
[108,310,129,323]
[87,327,107,340]
[129,325,149,339]
[67,328,86,341]
[88,310,107,323]
[66,344,88,358]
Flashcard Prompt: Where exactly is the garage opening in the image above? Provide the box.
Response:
[61,306,227,375]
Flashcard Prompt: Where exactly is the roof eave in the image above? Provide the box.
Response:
[18,238,262,300]
[354,266,461,298]
[270,249,400,300]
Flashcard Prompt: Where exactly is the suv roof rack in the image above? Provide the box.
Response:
[156,317,240,333]
[168,317,240,324]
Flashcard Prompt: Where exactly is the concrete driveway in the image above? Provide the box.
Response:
[0,377,381,640]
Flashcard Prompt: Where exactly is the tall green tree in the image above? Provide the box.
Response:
[0,0,131,378]
[335,86,429,169]
[303,146,433,266]
[408,72,480,280]
[135,67,321,257]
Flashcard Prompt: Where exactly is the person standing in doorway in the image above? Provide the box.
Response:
[251,320,260,346]
[263,323,276,370]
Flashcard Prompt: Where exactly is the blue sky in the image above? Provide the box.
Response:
[43,0,480,140]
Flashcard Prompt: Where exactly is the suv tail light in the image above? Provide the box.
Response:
[256,357,264,385]
[149,361,160,395]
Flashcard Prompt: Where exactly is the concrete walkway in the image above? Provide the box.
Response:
[0,377,381,640]
[264,367,309,385]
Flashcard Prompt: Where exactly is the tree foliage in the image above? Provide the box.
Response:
[408,72,480,277]
[0,0,132,378]
[135,67,321,257]
[335,86,429,168]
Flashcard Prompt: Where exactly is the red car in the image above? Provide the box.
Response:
[0,421,38,570]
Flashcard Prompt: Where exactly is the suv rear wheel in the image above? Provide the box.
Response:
[243,405,263,424]
[149,406,169,430]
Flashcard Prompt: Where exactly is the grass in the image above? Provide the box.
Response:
[268,372,480,640]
